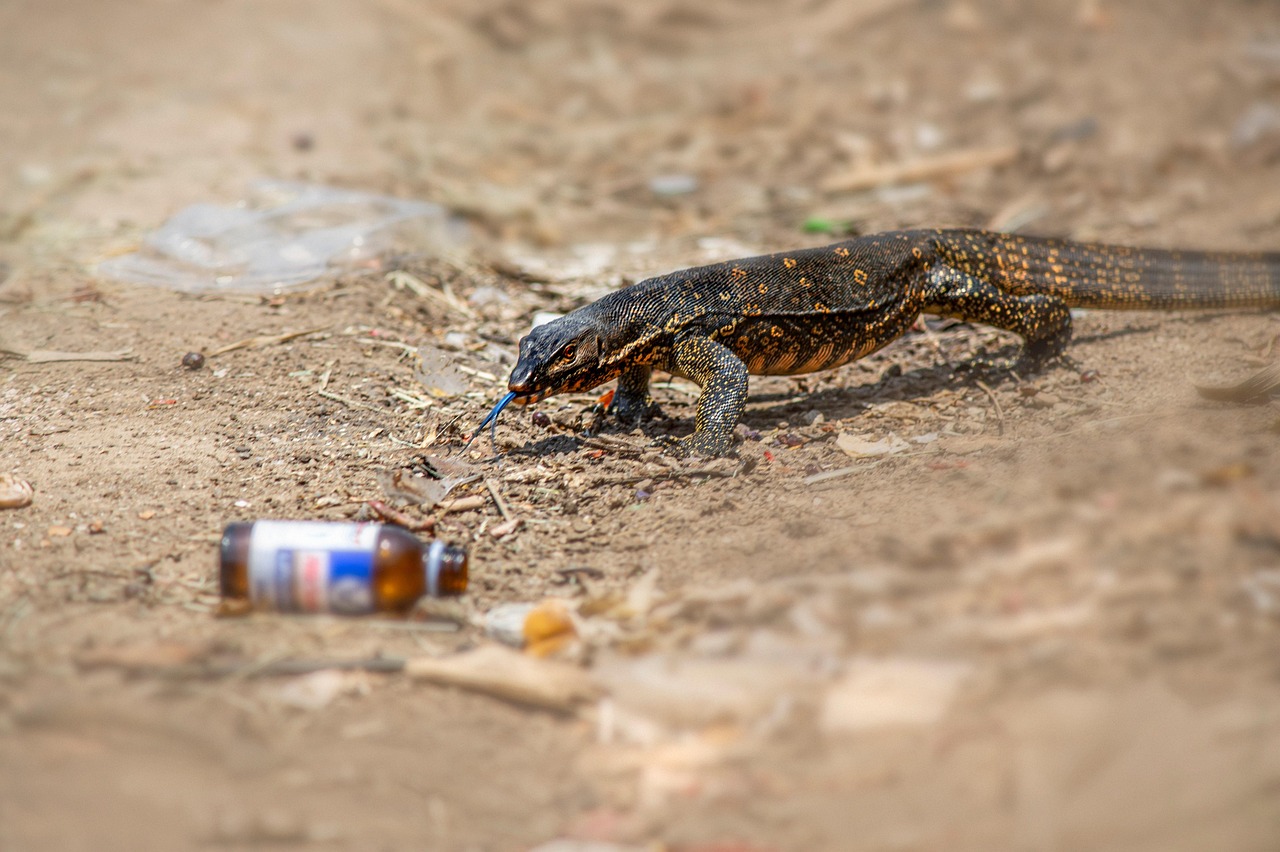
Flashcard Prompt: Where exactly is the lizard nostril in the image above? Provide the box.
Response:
[507,364,534,392]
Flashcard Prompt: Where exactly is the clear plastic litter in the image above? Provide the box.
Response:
[97,181,467,294]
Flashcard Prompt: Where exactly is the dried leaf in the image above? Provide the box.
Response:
[0,473,33,509]
[1194,362,1280,402]
[835,432,909,459]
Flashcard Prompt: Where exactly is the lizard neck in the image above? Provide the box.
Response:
[587,278,684,372]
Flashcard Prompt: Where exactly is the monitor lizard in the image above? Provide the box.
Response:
[492,229,1280,456]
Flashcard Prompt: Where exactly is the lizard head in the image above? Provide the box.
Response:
[507,313,618,404]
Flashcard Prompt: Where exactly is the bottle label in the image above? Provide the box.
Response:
[247,521,380,614]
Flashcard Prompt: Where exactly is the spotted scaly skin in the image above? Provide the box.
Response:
[506,229,1280,457]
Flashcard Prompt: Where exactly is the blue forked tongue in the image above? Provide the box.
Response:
[466,391,518,449]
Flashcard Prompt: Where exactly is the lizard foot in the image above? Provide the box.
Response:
[658,431,738,459]
[1013,349,1080,376]
[609,394,662,427]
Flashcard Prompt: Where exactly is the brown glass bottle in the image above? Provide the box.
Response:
[219,521,467,614]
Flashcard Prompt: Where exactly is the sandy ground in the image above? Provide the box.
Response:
[2,1,1280,850]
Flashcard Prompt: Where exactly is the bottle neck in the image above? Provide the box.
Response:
[423,539,447,597]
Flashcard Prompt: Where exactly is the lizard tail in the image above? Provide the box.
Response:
[935,229,1280,311]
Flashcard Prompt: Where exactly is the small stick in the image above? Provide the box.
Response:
[18,348,136,363]
[207,325,329,357]
[386,271,476,318]
[822,145,1019,193]
[366,500,435,532]
[436,494,488,514]
[974,379,1006,436]
[317,389,385,414]
[803,459,887,485]
[484,477,514,522]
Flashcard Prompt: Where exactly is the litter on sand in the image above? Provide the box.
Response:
[97,181,467,294]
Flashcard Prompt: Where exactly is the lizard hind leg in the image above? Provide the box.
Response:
[924,265,1073,370]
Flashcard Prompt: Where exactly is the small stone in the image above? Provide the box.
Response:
[777,433,806,448]
[1024,393,1059,409]
[181,351,205,370]
[648,174,698,196]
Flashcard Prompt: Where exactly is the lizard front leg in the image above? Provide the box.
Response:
[609,363,656,424]
[666,334,748,457]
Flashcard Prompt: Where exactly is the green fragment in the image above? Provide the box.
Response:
[802,217,855,235]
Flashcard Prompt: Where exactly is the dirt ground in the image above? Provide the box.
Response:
[3,1,1280,849]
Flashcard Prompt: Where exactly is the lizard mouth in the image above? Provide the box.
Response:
[510,391,545,406]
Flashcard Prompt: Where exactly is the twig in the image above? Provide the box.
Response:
[456,364,500,383]
[147,656,410,680]
[596,463,742,485]
[8,348,136,363]
[436,494,488,514]
[366,499,435,532]
[822,145,1019,193]
[386,270,476,318]
[317,389,385,413]
[356,337,419,357]
[484,477,514,522]
[388,387,435,409]
[207,325,329,357]
[803,460,885,485]
[974,379,1006,436]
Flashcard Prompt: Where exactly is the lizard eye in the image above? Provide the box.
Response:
[559,343,577,362]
